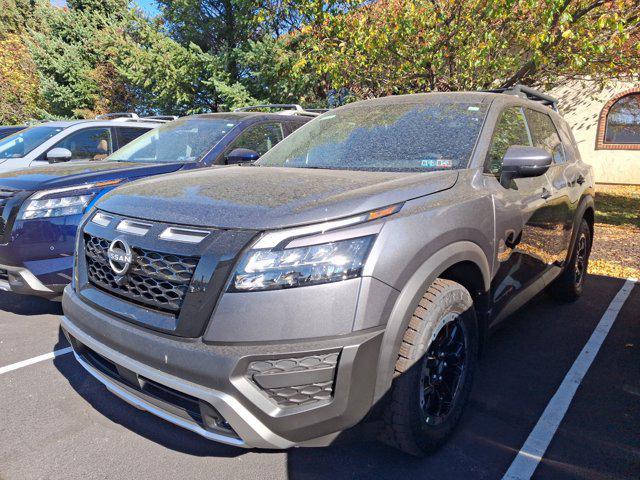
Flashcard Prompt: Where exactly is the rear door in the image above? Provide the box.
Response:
[525,108,573,267]
[483,106,557,315]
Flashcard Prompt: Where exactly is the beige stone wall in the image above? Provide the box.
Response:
[550,79,640,185]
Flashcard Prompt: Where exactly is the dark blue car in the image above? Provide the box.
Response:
[0,112,311,299]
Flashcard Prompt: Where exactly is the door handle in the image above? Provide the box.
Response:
[541,188,552,200]
[575,175,585,185]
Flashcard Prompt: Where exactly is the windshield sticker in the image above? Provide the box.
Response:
[468,106,480,111]
[421,159,453,168]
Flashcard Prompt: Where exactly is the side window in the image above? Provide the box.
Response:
[485,107,531,177]
[116,127,149,149]
[52,127,113,161]
[227,123,285,156]
[526,109,566,163]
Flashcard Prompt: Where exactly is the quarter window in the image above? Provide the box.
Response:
[52,127,113,161]
[486,107,531,177]
[116,127,149,149]
[526,109,565,163]
[227,123,284,156]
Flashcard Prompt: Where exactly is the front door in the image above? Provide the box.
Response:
[483,106,557,317]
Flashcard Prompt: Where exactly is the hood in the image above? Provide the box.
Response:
[0,161,185,191]
[96,166,459,230]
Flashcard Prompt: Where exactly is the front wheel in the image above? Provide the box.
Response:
[381,279,478,456]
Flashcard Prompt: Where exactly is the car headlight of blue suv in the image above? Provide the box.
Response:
[18,181,122,220]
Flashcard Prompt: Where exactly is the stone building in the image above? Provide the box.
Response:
[551,78,640,185]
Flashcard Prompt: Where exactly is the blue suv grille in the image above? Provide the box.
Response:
[84,234,199,313]
[0,189,17,239]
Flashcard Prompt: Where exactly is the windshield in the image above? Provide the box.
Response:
[257,102,487,172]
[109,117,238,163]
[0,126,64,159]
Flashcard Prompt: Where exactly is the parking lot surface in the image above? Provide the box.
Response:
[0,275,638,479]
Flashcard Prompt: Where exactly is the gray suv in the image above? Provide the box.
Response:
[60,87,594,456]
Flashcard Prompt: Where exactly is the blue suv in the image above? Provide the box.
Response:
[0,111,311,299]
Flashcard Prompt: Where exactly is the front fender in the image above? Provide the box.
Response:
[372,240,490,402]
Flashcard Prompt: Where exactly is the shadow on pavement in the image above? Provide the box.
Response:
[0,291,62,316]
[51,327,249,459]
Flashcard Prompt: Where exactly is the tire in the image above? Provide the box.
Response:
[381,278,478,456]
[551,219,591,302]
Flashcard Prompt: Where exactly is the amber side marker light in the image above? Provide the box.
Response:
[367,203,404,221]
[95,178,125,188]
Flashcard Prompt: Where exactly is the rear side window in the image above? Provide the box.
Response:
[486,107,531,177]
[228,122,285,156]
[116,127,150,149]
[525,109,565,163]
[52,127,113,161]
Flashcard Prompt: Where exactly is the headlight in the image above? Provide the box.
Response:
[20,194,94,220]
[230,235,375,292]
[18,180,123,221]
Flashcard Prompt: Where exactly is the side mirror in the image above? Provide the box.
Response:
[500,146,552,187]
[226,148,259,165]
[46,147,73,163]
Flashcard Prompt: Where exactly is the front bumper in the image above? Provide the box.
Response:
[0,263,64,299]
[61,286,385,449]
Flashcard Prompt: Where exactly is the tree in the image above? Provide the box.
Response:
[0,33,41,123]
[290,0,640,100]
[110,15,255,114]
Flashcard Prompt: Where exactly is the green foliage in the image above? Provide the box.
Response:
[111,15,255,114]
[290,0,640,100]
[0,0,638,121]
[0,33,42,123]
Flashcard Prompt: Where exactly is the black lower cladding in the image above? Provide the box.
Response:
[70,334,237,437]
[85,234,198,313]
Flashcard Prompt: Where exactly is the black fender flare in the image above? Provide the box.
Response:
[565,193,595,264]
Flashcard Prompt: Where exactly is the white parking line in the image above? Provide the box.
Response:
[0,347,73,375]
[502,278,637,480]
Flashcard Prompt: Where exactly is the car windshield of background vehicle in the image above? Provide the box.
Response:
[108,118,238,164]
[0,126,64,159]
[257,102,488,172]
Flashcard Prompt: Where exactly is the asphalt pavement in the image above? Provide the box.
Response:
[0,275,638,479]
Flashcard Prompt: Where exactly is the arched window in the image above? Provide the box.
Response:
[596,88,640,150]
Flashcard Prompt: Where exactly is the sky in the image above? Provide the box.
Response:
[50,0,160,17]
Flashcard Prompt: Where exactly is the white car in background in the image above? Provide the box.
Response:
[0,114,168,174]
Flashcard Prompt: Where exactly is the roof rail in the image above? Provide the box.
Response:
[233,104,323,117]
[95,112,140,120]
[485,85,559,111]
[235,104,305,112]
[143,115,179,121]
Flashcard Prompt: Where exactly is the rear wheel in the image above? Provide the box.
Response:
[381,279,478,456]
[551,219,591,302]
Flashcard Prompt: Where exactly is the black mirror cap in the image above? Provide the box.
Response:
[500,145,552,186]
[226,148,260,165]
[46,147,73,163]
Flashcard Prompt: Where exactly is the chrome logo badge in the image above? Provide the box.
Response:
[107,237,133,275]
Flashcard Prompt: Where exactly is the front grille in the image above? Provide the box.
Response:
[0,189,17,238]
[84,234,199,314]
